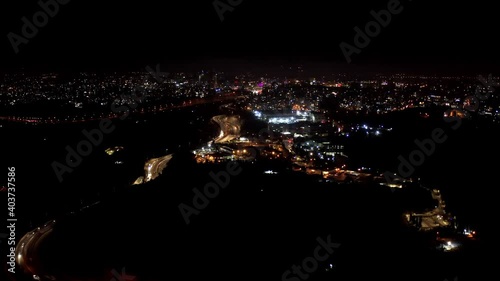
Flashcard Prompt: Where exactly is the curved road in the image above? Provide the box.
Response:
[144,154,174,183]
[16,220,57,281]
[212,115,242,143]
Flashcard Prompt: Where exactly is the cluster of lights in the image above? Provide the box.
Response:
[268,116,305,124]
[442,241,459,252]
[463,229,476,238]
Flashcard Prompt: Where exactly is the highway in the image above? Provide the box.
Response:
[212,115,242,143]
[16,154,174,279]
[415,189,450,229]
[143,154,174,183]
[16,220,57,281]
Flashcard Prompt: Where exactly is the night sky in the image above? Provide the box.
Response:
[0,0,499,74]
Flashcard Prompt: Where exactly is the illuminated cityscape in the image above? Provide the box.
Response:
[1,0,494,281]
[2,70,490,281]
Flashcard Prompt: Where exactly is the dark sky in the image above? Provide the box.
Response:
[0,0,499,74]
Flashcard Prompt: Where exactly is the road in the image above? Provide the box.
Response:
[16,220,57,281]
[415,189,450,229]
[212,115,242,143]
[143,154,174,183]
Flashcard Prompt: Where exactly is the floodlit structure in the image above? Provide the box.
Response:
[254,110,314,124]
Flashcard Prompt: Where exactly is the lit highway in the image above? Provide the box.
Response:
[414,189,451,229]
[143,154,174,183]
[212,115,242,143]
[16,220,57,281]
